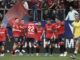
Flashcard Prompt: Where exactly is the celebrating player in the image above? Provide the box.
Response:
[35,21,44,56]
[12,18,21,56]
[0,22,10,56]
[25,17,37,56]
[18,19,25,56]
[44,18,55,56]
[54,17,67,56]
[70,14,80,59]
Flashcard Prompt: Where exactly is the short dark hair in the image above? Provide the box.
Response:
[29,17,33,22]
[55,16,60,20]
[15,18,18,20]
[75,13,79,16]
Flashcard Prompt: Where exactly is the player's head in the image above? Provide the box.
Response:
[47,18,51,24]
[55,17,60,23]
[21,19,24,24]
[69,6,73,11]
[75,13,79,21]
[52,9,56,14]
[38,21,41,27]
[0,22,4,28]
[15,18,19,23]
[29,17,33,22]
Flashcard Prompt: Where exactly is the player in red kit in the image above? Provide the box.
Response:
[18,19,25,56]
[35,21,44,56]
[44,19,55,56]
[25,17,37,56]
[12,18,21,56]
[55,17,67,56]
[0,22,10,56]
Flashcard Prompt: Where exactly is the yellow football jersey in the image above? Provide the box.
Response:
[72,21,80,38]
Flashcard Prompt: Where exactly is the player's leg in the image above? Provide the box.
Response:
[0,42,5,56]
[45,38,49,56]
[31,38,35,56]
[36,41,40,56]
[12,38,18,56]
[59,34,67,56]
[71,40,80,59]
[19,36,24,56]
[26,38,30,56]
[50,40,55,56]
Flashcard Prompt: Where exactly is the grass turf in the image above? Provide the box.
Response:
[0,53,80,60]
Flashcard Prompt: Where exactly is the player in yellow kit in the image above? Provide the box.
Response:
[70,14,80,59]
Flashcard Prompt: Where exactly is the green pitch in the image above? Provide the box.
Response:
[0,53,80,60]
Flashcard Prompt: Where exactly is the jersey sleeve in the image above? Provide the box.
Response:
[44,25,46,30]
[5,29,8,34]
[25,24,28,29]
[12,23,16,28]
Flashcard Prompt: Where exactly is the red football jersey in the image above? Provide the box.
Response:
[53,22,65,35]
[52,24,59,39]
[0,28,8,42]
[12,23,20,37]
[45,24,53,39]
[35,27,44,41]
[19,24,25,36]
[26,22,37,38]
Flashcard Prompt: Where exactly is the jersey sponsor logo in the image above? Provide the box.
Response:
[0,32,5,34]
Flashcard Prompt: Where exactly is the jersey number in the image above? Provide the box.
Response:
[28,25,34,32]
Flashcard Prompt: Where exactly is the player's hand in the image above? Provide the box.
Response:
[40,36,42,40]
[24,37,25,41]
[53,35,56,40]
[19,30,21,32]
[8,39,11,42]
[51,36,53,40]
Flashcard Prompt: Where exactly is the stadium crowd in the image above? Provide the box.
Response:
[0,0,80,21]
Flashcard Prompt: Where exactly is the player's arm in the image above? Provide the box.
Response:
[6,33,11,42]
[51,30,55,40]
[35,28,37,34]
[48,2,55,9]
[40,30,45,40]
[12,27,21,32]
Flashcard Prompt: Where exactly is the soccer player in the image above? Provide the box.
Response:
[18,19,25,56]
[12,18,21,56]
[44,18,55,56]
[70,14,80,59]
[54,17,67,56]
[25,17,37,56]
[0,22,10,56]
[35,21,44,56]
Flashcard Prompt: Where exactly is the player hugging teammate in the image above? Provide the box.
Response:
[44,18,67,56]
[0,16,68,57]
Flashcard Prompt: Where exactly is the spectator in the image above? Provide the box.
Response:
[65,0,74,15]
[65,6,78,21]
[30,0,41,20]
[47,0,56,9]
[0,13,3,21]
[50,9,59,20]
[0,1,5,9]
[43,9,50,20]
[41,0,48,9]
[0,1,5,14]
[74,0,80,9]
[5,0,15,9]
[22,0,29,10]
